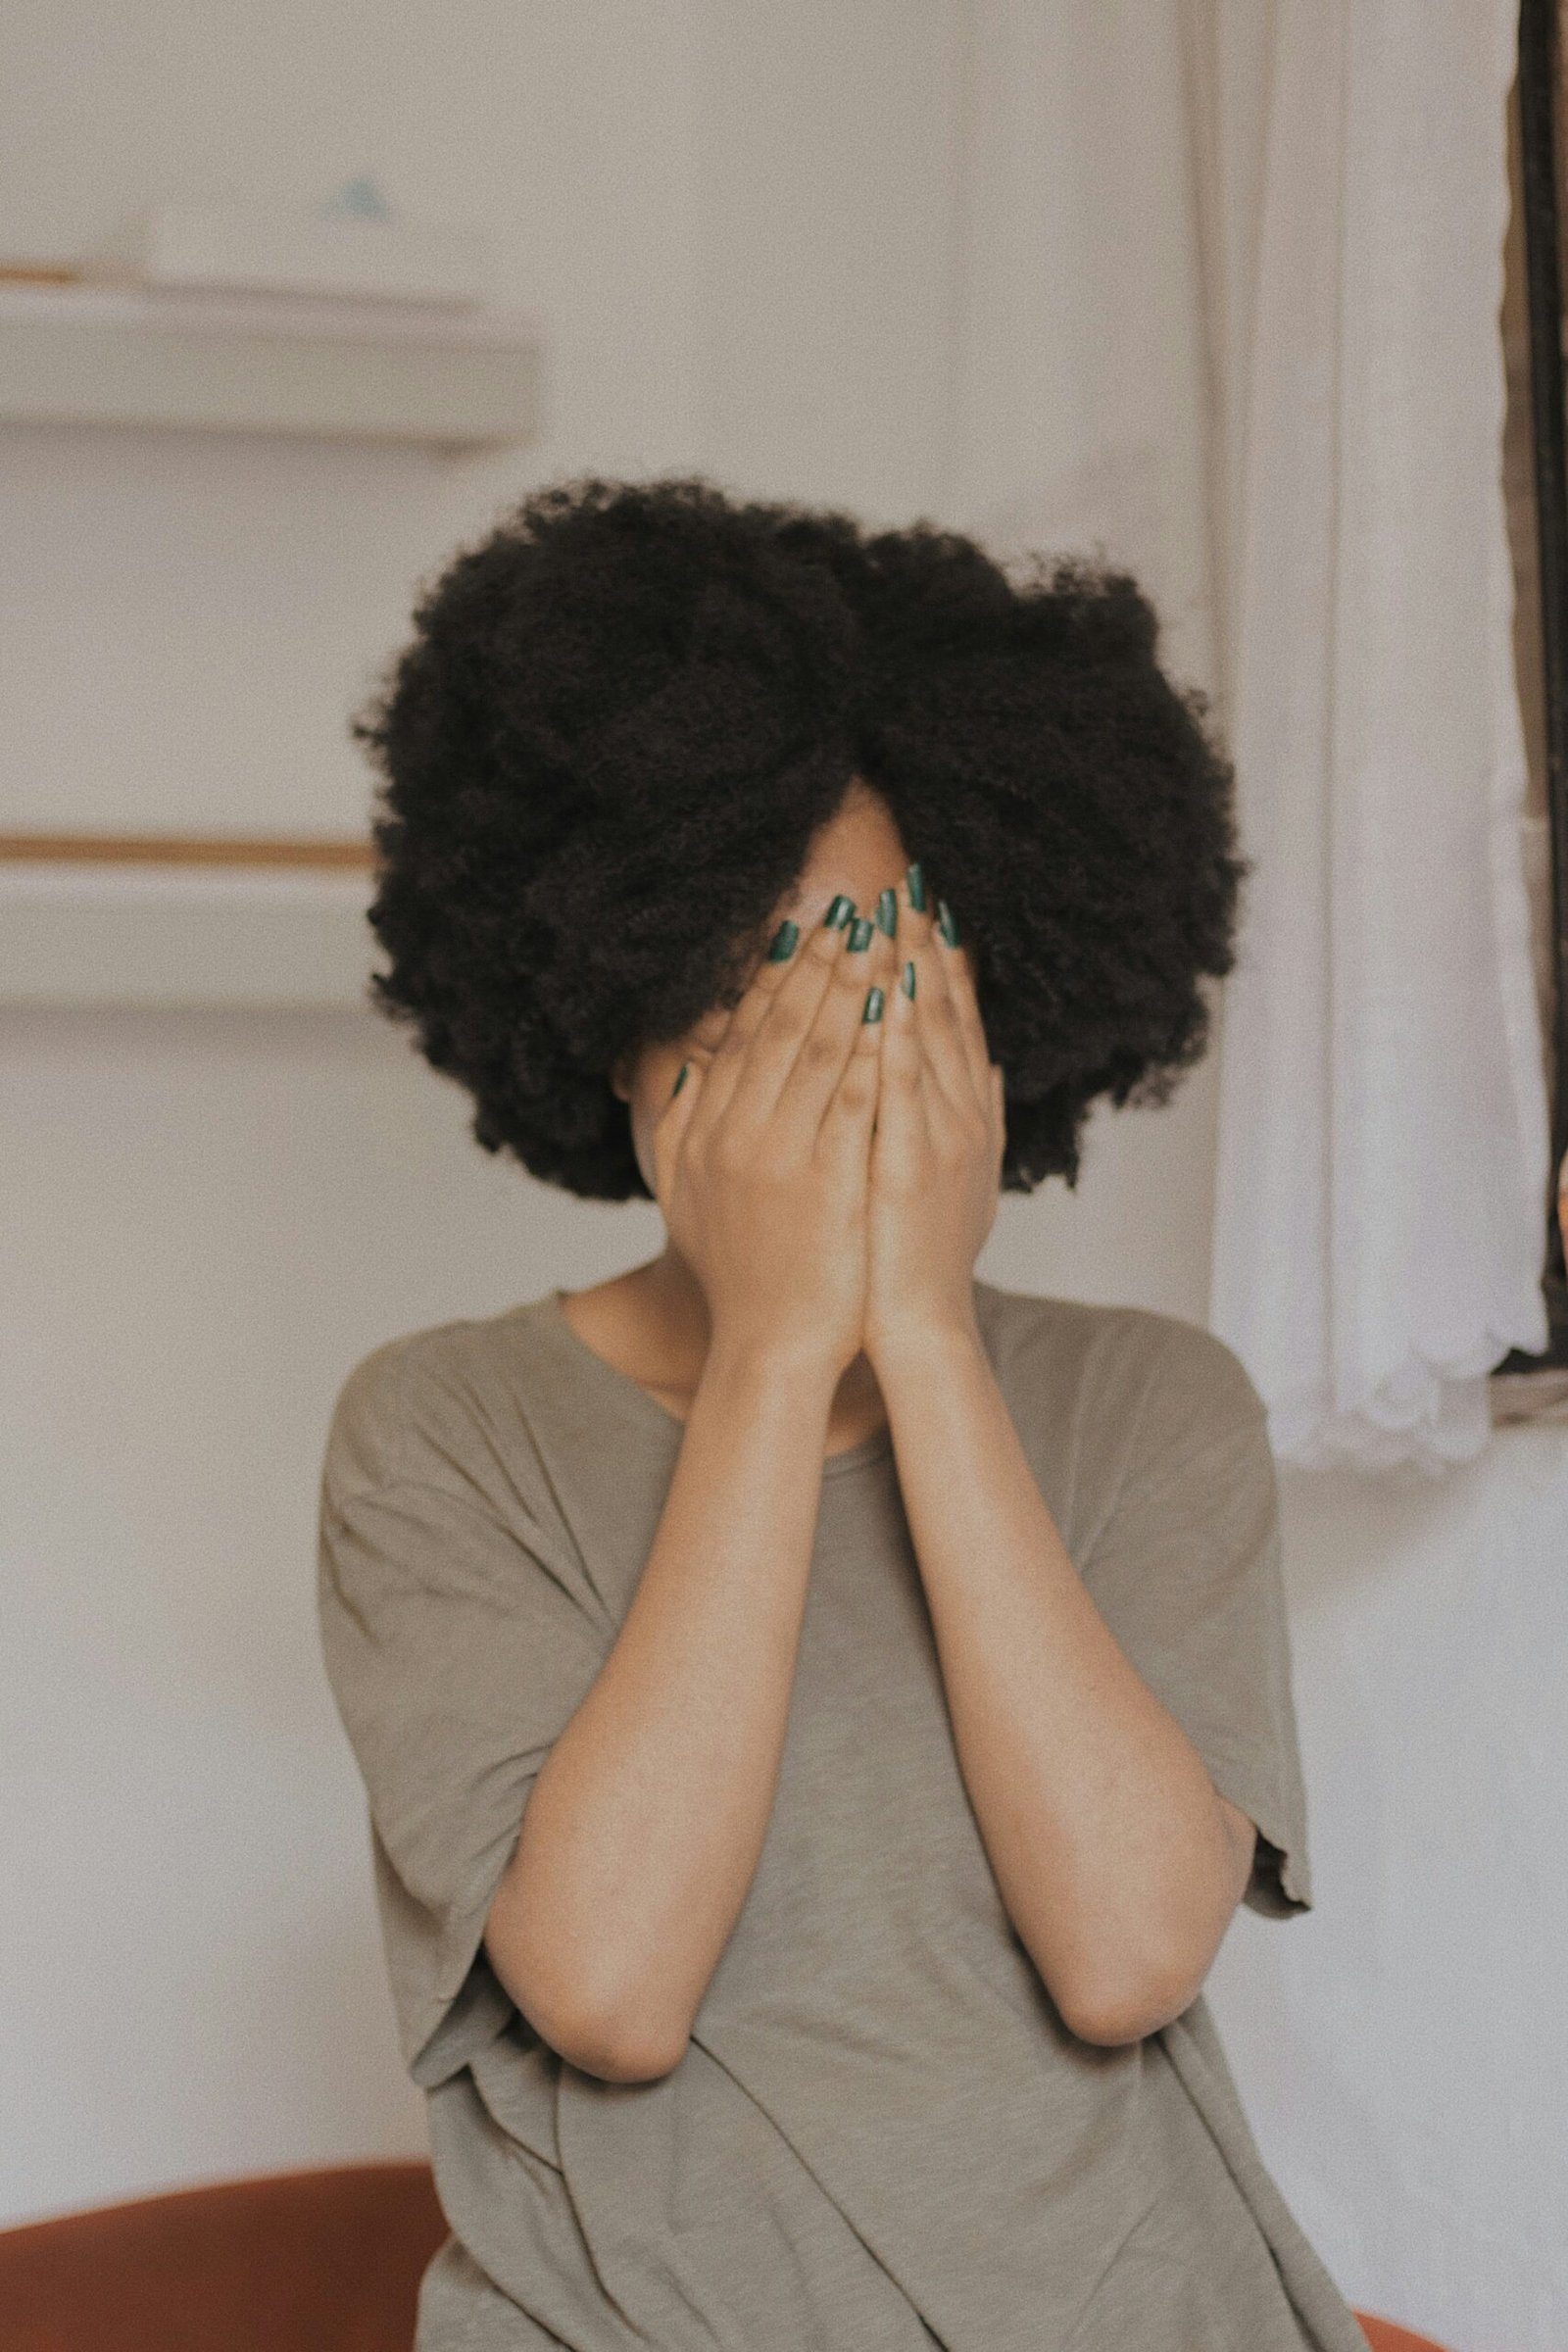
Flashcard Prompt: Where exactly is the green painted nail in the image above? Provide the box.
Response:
[862,985,884,1022]
[902,958,915,999]
[846,915,874,951]
[875,887,898,936]
[765,917,800,960]
[936,898,959,947]
[822,893,856,928]
[671,1060,689,1095]
[906,861,927,911]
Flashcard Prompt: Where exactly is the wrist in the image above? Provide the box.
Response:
[701,1322,845,1410]
[864,1306,985,1386]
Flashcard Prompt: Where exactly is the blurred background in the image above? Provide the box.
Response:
[1,7,1564,2350]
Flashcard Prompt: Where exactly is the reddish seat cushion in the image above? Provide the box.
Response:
[0,2161,449,2352]
[1353,2317,1457,2352]
[0,2159,1457,2352]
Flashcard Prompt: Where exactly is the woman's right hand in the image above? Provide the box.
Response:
[651,901,898,1378]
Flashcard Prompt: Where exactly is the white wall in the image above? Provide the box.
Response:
[1,9,1561,2350]
[1237,1434,1568,2352]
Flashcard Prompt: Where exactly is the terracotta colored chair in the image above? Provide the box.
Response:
[0,2161,449,2352]
[1356,2328,1460,2352]
[0,2159,1454,2352]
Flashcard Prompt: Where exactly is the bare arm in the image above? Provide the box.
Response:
[483,897,899,2082]
[862,869,1256,2048]
[872,1320,1256,2048]
[483,1336,838,2082]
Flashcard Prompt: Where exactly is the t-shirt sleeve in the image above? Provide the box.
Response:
[316,1336,614,2085]
[1075,1317,1313,1919]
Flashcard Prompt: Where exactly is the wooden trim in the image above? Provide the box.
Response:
[0,833,375,870]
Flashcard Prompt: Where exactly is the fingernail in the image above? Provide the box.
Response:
[935,898,959,947]
[671,1060,689,1095]
[902,958,915,999]
[765,918,800,961]
[862,985,885,1022]
[875,887,898,937]
[822,893,856,928]
[905,861,926,911]
[846,915,874,952]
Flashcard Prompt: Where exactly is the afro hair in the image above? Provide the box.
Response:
[351,471,1247,1200]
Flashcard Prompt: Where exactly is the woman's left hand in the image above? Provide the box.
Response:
[863,871,1006,1363]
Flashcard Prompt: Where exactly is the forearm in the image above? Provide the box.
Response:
[486,1333,836,2080]
[873,1318,1240,2044]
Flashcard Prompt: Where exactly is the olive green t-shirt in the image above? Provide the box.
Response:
[317,1276,1369,2352]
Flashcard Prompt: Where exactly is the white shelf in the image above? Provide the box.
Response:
[0,863,379,1007]
[0,282,542,451]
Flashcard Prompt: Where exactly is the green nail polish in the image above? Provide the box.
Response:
[936,898,959,947]
[847,915,873,952]
[671,1060,689,1095]
[822,893,856,928]
[906,861,927,911]
[862,985,884,1023]
[902,958,915,999]
[765,917,799,960]
[875,887,897,937]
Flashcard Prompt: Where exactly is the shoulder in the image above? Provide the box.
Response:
[320,1296,554,1503]
[973,1277,1268,1469]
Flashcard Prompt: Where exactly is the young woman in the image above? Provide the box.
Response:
[317,476,1371,2351]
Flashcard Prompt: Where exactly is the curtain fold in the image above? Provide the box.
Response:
[1199,0,1550,1470]
[945,0,1550,1471]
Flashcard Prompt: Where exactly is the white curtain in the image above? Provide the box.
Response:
[1199,0,1551,1472]
[947,0,1552,1474]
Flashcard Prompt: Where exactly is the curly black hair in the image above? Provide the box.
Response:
[352,472,1246,1200]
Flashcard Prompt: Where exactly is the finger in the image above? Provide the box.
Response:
[775,900,892,1141]
[893,875,983,1130]
[859,889,903,1134]
[921,888,992,1119]
[817,935,889,1183]
[648,1045,708,1219]
[876,924,931,1172]
[717,893,872,1138]
[690,897,855,1141]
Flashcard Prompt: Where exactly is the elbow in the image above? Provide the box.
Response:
[485,1921,690,2082]
[540,2008,690,2082]
[509,1971,691,2082]
[1058,1989,1164,2049]
[1054,1951,1205,2049]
